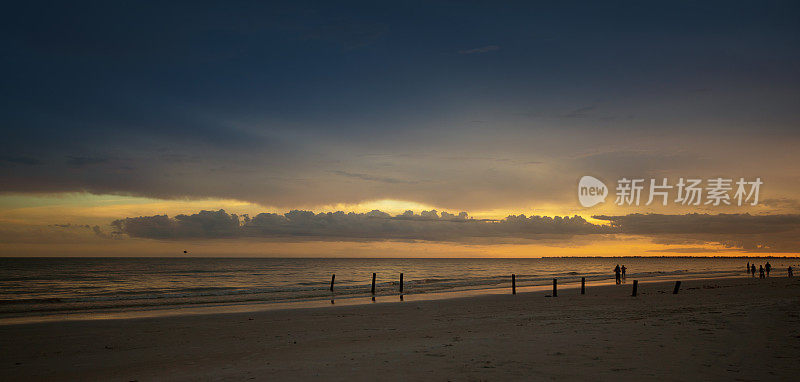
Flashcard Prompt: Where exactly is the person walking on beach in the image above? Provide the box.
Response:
[747,262,750,275]
[751,264,756,277]
[621,265,627,283]
[759,265,765,278]
[765,262,771,277]
[788,266,793,278]
[614,264,621,285]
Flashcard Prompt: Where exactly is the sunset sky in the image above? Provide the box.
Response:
[1,1,799,256]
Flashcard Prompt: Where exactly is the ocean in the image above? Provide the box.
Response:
[0,257,795,321]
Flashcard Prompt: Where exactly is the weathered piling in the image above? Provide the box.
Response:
[553,278,558,297]
[371,273,376,295]
[512,274,516,295]
[400,273,404,293]
[581,277,586,295]
[673,281,681,294]
[330,274,335,292]
[631,280,639,296]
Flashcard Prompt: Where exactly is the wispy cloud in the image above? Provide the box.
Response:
[0,155,43,166]
[646,247,726,253]
[560,105,596,118]
[66,155,110,167]
[332,170,418,184]
[302,21,388,50]
[458,45,500,54]
[760,198,800,212]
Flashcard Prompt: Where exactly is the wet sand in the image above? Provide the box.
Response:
[1,276,798,381]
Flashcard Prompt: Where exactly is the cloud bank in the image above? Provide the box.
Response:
[110,210,800,252]
[593,213,800,252]
[112,209,608,242]
[592,213,800,235]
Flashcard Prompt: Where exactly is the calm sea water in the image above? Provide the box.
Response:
[0,257,795,317]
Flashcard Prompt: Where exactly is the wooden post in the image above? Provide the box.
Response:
[631,280,638,297]
[400,273,404,293]
[330,274,335,292]
[553,278,557,297]
[673,281,681,294]
[512,274,516,295]
[371,273,376,295]
[581,277,585,295]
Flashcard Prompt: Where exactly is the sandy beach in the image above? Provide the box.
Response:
[1,276,798,381]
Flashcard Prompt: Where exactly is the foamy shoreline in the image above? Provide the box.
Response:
[0,272,745,325]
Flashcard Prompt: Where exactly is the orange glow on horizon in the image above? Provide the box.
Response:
[0,193,794,257]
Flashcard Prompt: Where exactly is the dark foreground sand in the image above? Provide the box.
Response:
[1,277,799,381]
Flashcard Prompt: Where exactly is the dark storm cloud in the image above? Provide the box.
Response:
[112,210,241,239]
[1,1,799,209]
[112,209,609,242]
[111,210,800,251]
[593,213,800,252]
[592,213,800,235]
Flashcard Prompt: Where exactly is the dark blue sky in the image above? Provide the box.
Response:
[1,1,799,210]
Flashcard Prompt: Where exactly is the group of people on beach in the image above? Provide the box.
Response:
[614,264,627,284]
[610,262,794,285]
[746,261,793,278]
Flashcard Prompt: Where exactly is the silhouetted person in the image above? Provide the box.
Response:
[759,265,765,278]
[765,262,771,277]
[621,265,627,282]
[751,264,756,277]
[747,262,750,274]
[788,266,793,278]
[614,264,621,285]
